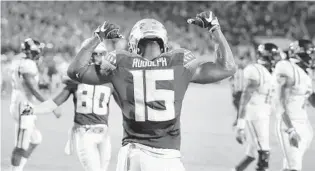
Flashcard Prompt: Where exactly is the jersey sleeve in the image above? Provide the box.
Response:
[19,59,38,76]
[243,65,260,83]
[182,49,202,73]
[274,60,293,79]
[61,75,78,91]
[100,50,117,74]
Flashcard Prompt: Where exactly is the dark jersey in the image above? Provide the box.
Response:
[65,81,113,125]
[101,49,199,150]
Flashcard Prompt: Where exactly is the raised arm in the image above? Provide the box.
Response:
[67,21,123,85]
[188,11,236,84]
[67,36,111,85]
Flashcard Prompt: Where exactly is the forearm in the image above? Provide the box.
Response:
[30,88,46,102]
[33,99,58,115]
[67,36,100,82]
[280,86,294,128]
[191,62,236,84]
[212,29,236,72]
[236,83,256,129]
[23,76,46,102]
[238,91,252,120]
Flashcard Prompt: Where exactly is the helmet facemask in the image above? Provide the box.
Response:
[289,40,315,71]
[22,38,43,60]
[257,43,280,72]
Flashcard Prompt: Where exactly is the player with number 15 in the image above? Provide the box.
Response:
[68,11,236,171]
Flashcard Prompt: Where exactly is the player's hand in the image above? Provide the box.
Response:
[287,128,301,148]
[94,21,124,41]
[187,11,220,32]
[236,129,246,145]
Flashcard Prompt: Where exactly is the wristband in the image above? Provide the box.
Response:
[236,119,246,130]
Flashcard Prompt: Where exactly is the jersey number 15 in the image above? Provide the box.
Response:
[131,69,175,122]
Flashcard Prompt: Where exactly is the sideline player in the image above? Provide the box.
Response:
[274,39,314,171]
[67,11,236,171]
[9,38,59,171]
[230,53,251,126]
[233,43,281,171]
[22,43,113,171]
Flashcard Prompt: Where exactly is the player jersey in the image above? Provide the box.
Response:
[243,63,274,106]
[101,49,199,150]
[64,80,113,126]
[10,58,40,104]
[274,60,312,120]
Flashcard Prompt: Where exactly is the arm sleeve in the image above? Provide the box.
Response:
[100,50,117,73]
[274,60,293,78]
[183,49,204,75]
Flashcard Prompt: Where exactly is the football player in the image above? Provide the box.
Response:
[22,43,113,171]
[233,43,281,171]
[9,38,59,171]
[67,11,236,171]
[274,39,314,171]
[230,54,251,126]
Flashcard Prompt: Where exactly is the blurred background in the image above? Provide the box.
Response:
[1,1,315,96]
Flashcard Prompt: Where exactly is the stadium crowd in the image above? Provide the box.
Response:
[1,1,315,95]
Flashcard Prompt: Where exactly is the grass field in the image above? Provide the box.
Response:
[1,82,315,171]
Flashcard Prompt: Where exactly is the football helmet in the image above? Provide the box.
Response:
[257,43,280,72]
[21,38,44,60]
[128,19,168,55]
[288,39,315,70]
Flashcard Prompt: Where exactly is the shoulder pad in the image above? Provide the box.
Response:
[274,60,293,78]
[167,48,197,65]
[243,64,260,82]
[19,59,38,75]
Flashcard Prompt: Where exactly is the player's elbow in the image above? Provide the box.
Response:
[67,64,80,82]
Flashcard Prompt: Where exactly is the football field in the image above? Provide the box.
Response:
[1,83,315,171]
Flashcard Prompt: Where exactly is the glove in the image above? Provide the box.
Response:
[236,128,246,144]
[286,128,301,148]
[94,21,124,41]
[187,11,220,32]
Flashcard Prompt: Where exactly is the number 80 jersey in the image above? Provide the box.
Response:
[101,49,199,150]
[66,82,114,125]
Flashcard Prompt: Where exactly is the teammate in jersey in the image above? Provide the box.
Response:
[67,11,236,171]
[232,43,281,171]
[274,39,314,171]
[9,38,57,171]
[22,43,113,171]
